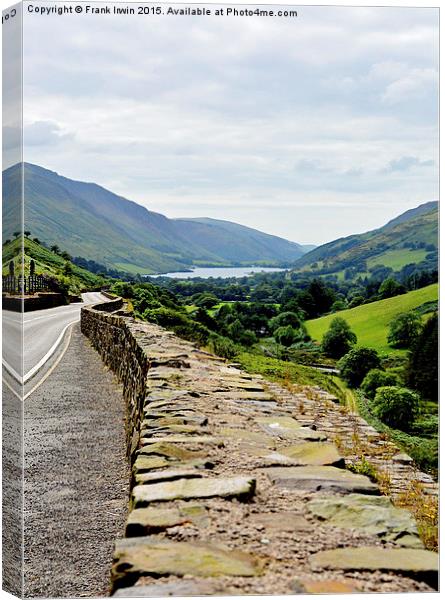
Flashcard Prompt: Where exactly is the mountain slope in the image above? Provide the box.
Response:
[174,217,314,264]
[2,163,310,274]
[292,201,438,275]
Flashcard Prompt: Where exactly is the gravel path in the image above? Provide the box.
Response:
[24,324,130,598]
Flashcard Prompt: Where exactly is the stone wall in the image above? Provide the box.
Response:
[81,299,149,456]
[81,299,438,596]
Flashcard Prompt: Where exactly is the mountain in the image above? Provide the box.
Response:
[292,201,438,276]
[2,163,311,274]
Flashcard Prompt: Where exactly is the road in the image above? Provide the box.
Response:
[2,291,108,388]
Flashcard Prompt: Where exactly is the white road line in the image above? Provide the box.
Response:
[24,310,79,323]
[2,317,80,384]
[2,294,107,385]
[23,323,75,401]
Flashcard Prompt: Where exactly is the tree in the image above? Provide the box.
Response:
[24,230,31,237]
[407,313,438,402]
[338,347,381,387]
[193,292,219,310]
[50,244,60,254]
[63,261,73,276]
[269,311,303,332]
[274,325,298,348]
[60,251,72,262]
[321,317,357,359]
[370,386,420,430]
[360,369,401,399]
[387,312,422,348]
[331,299,347,312]
[227,319,256,347]
[32,237,40,245]
[30,259,36,276]
[13,231,20,238]
[378,278,405,299]
[348,295,364,308]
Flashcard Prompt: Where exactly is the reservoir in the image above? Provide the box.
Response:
[151,266,285,279]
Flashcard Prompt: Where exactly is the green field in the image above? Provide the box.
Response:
[367,248,428,270]
[306,284,438,354]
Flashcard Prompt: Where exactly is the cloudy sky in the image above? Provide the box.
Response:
[19,2,439,245]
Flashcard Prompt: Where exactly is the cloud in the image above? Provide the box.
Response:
[24,120,74,146]
[381,67,438,105]
[384,156,435,173]
[19,5,439,244]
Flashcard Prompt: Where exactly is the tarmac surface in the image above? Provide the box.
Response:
[23,323,130,597]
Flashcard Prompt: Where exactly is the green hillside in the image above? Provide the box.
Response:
[2,237,105,294]
[293,202,438,279]
[306,284,438,354]
[2,163,310,274]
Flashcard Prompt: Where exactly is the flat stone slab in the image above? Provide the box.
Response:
[138,442,206,461]
[133,455,212,474]
[257,417,327,441]
[264,466,379,494]
[218,391,275,402]
[134,469,203,485]
[294,578,358,594]
[278,442,344,467]
[140,436,221,446]
[112,538,263,586]
[133,476,256,506]
[309,547,438,585]
[219,428,274,445]
[113,580,228,597]
[126,505,208,535]
[141,424,201,436]
[250,512,312,532]
[307,494,422,546]
[143,414,208,426]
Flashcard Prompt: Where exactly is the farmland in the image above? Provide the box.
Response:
[306,284,438,354]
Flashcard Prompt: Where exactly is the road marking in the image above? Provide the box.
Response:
[2,318,80,384]
[23,323,74,400]
[2,293,107,386]
[24,309,80,323]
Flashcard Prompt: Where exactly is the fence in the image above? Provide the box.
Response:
[2,274,53,295]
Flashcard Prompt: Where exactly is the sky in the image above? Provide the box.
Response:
[13,2,439,245]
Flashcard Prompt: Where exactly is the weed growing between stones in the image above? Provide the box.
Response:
[395,481,438,551]
[348,456,379,482]
[375,469,392,496]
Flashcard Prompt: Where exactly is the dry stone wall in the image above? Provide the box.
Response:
[81,300,438,596]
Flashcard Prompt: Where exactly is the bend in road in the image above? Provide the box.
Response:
[2,292,109,387]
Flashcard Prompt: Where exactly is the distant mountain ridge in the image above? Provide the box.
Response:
[2,163,312,274]
[292,201,438,275]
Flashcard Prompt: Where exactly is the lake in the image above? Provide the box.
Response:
[151,266,286,279]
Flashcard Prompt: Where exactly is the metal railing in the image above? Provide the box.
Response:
[2,274,53,295]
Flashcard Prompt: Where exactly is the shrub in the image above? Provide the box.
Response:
[338,347,381,387]
[387,312,422,348]
[360,368,401,399]
[321,317,357,359]
[348,295,365,308]
[274,325,299,348]
[207,334,239,359]
[370,386,420,430]
[269,311,303,332]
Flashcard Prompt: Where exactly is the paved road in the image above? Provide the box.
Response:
[23,324,130,597]
[2,292,108,384]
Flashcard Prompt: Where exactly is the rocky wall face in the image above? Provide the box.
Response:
[81,300,148,457]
